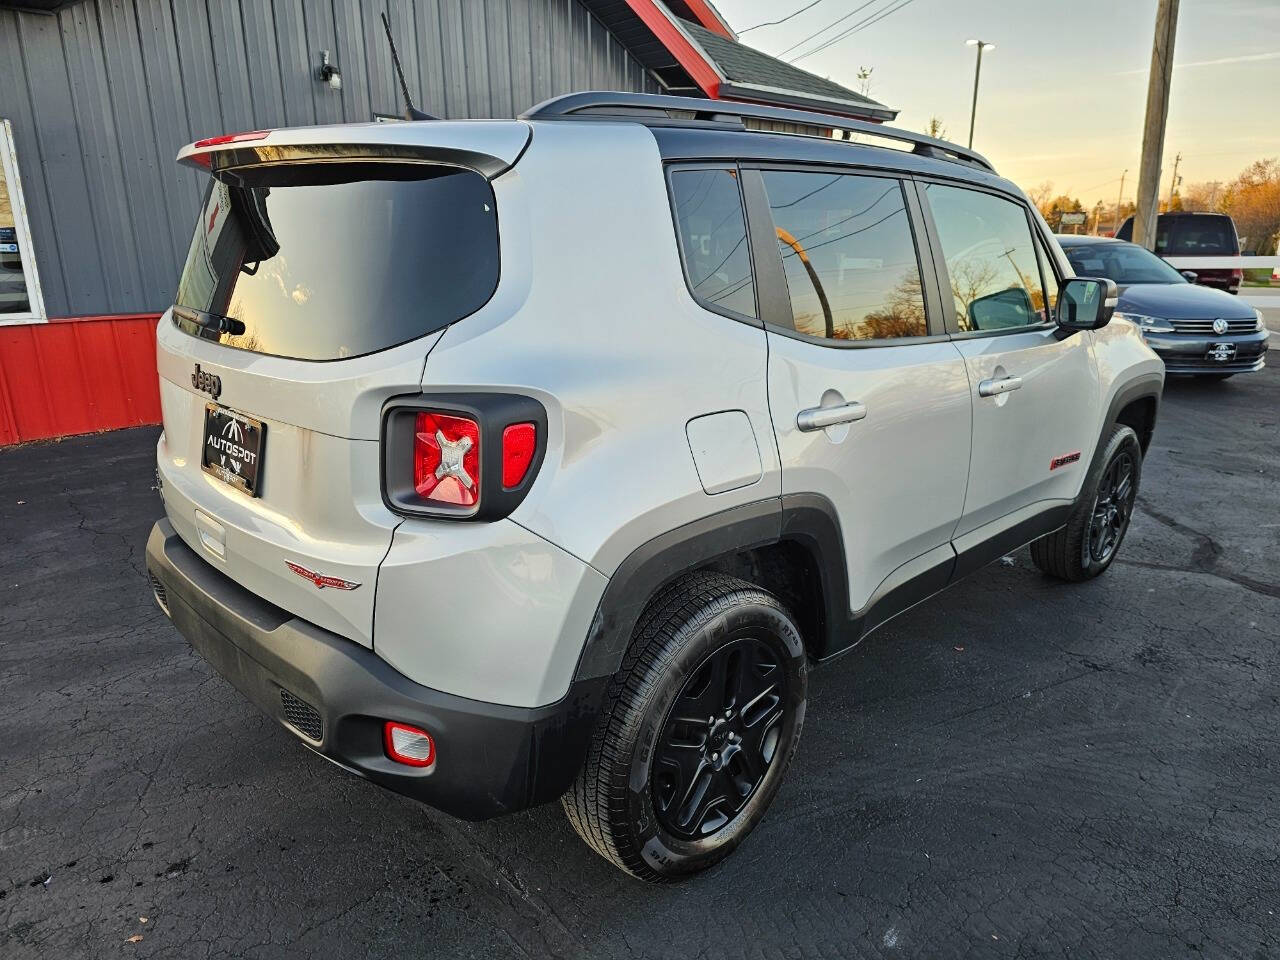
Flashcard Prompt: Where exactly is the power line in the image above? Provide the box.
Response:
[738,0,827,34]
[775,0,884,58]
[791,0,919,63]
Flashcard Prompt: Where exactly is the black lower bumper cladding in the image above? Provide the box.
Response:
[144,520,603,820]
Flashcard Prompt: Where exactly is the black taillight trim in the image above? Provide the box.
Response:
[380,393,548,522]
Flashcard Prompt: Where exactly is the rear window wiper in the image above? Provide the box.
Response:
[173,305,246,336]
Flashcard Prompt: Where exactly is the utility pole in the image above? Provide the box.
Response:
[1115,169,1127,234]
[1133,0,1180,249]
[1167,151,1182,208]
[966,39,995,150]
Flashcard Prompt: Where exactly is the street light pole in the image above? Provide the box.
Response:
[966,39,995,149]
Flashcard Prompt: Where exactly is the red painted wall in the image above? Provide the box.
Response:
[0,315,162,446]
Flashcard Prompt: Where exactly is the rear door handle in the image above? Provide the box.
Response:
[978,376,1023,398]
[796,401,867,432]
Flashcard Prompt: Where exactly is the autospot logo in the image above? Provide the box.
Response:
[206,416,256,474]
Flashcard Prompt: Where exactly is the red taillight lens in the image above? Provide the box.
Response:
[413,412,480,507]
[384,721,436,767]
[501,422,537,489]
[193,130,270,148]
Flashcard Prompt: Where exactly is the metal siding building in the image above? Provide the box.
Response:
[0,0,658,320]
[0,0,891,444]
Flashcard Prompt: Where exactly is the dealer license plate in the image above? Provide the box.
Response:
[201,404,266,496]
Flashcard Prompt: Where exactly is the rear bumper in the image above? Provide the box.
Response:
[145,519,604,820]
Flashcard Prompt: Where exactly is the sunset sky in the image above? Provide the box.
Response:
[710,0,1280,208]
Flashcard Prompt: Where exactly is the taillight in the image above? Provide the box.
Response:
[193,130,270,148]
[384,721,436,768]
[502,422,537,489]
[413,412,481,507]
[382,395,546,521]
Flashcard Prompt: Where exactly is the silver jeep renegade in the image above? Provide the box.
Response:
[146,93,1164,882]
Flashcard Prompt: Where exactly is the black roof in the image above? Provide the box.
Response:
[682,22,897,121]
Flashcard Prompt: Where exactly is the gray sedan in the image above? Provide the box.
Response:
[1058,235,1268,379]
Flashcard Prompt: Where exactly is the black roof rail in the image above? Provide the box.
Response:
[520,91,995,173]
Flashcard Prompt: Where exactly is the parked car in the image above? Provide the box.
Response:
[146,93,1164,882]
[1059,235,1268,378]
[1115,211,1242,294]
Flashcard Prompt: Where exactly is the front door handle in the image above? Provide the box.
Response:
[978,375,1023,398]
[796,401,867,432]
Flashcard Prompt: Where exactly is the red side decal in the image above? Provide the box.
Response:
[1050,451,1082,471]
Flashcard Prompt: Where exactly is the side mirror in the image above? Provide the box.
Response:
[1056,277,1117,331]
[968,285,1036,330]
[1180,269,1198,282]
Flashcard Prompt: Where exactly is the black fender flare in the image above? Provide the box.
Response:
[1087,373,1163,479]
[572,499,783,682]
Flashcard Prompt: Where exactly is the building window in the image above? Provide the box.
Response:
[0,119,45,324]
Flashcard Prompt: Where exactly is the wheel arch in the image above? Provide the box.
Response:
[1091,373,1163,474]
[572,497,853,683]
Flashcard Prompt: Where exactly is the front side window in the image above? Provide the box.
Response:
[669,167,757,319]
[761,171,927,341]
[1034,234,1060,320]
[175,161,499,361]
[924,183,1048,332]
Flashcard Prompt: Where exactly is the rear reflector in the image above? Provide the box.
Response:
[413,411,480,507]
[384,722,436,767]
[501,422,537,488]
[193,130,270,148]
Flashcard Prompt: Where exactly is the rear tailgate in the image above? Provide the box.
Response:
[156,121,528,647]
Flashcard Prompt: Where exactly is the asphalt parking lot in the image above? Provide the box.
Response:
[3,365,1278,959]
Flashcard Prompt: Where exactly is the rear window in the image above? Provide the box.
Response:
[1159,216,1237,256]
[174,162,498,361]
[1116,214,1237,255]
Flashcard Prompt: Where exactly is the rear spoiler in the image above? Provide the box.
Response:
[176,122,531,179]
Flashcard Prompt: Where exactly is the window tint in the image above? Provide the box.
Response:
[1163,216,1236,255]
[924,184,1048,332]
[760,171,926,341]
[670,168,756,319]
[175,162,498,361]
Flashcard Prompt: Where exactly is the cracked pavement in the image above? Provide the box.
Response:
[2,366,1278,958]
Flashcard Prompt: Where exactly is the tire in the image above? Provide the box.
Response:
[563,571,807,882]
[1031,423,1142,582]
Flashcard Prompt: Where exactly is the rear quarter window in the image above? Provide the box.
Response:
[668,167,758,321]
[175,162,499,361]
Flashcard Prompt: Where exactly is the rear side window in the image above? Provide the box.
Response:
[174,162,498,361]
[669,168,757,320]
[923,183,1048,332]
[760,171,926,341]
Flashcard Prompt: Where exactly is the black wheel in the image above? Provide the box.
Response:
[563,572,806,882]
[1031,423,1142,582]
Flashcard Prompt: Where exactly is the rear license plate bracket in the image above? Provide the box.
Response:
[201,403,266,496]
